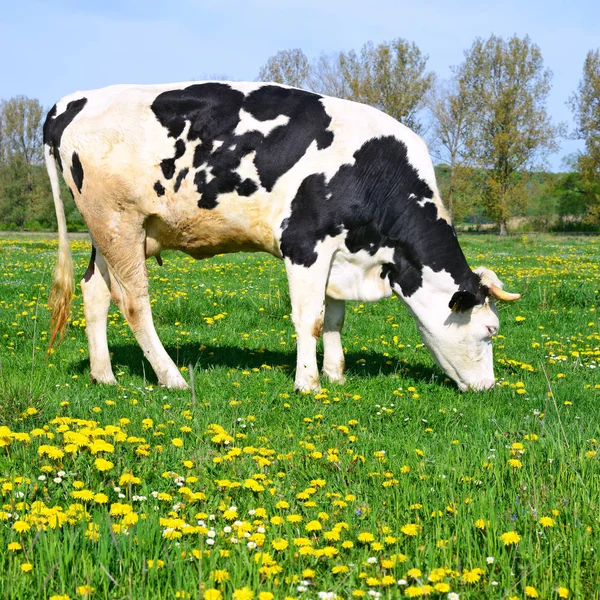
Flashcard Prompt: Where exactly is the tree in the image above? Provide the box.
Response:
[456,35,558,234]
[427,79,473,220]
[339,39,434,134]
[0,96,50,228]
[308,52,354,99]
[257,49,310,88]
[568,48,600,223]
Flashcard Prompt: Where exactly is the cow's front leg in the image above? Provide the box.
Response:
[323,296,346,383]
[285,257,332,393]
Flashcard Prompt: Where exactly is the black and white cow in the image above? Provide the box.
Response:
[43,82,519,392]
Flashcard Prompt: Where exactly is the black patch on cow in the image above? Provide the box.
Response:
[238,178,258,197]
[174,168,189,192]
[160,139,187,180]
[70,151,84,193]
[154,181,165,196]
[243,85,333,191]
[150,83,334,209]
[280,136,483,301]
[449,290,479,313]
[43,98,88,171]
[161,159,175,179]
[83,246,96,283]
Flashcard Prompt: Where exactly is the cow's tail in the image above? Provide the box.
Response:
[45,144,74,350]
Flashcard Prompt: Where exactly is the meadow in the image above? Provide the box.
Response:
[0,233,598,600]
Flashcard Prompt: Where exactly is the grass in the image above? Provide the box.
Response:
[0,233,598,600]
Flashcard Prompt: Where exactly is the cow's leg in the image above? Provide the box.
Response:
[80,244,116,384]
[91,222,188,390]
[285,255,334,392]
[322,296,346,384]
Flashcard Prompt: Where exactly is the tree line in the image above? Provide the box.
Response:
[0,34,598,233]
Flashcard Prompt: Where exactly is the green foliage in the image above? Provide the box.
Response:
[338,39,434,134]
[257,48,310,87]
[455,35,558,233]
[568,48,600,224]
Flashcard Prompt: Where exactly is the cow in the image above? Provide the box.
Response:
[43,81,519,393]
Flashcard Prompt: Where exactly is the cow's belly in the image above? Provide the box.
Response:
[326,247,394,302]
[145,191,281,260]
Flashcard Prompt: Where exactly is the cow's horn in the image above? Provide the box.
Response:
[489,284,520,302]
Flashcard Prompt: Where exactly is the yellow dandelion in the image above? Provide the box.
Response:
[500,531,521,545]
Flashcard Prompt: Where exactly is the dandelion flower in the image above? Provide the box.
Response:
[401,523,419,536]
[500,531,521,546]
[539,516,555,528]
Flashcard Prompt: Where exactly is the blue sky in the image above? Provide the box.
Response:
[2,0,598,170]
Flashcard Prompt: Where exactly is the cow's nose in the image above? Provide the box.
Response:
[469,379,495,391]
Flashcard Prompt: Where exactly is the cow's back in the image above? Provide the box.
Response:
[48,81,445,259]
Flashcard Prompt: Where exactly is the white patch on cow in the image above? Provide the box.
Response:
[327,246,394,302]
[235,110,290,137]
[235,151,260,186]
[393,266,499,391]
[212,140,223,151]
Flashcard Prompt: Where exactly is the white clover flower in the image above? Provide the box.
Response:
[207,530,216,538]
[448,593,460,600]
[53,477,62,484]
[486,556,495,564]
[397,579,408,586]
[38,475,46,481]
[57,471,66,477]
[247,541,257,550]
[205,538,215,546]
[223,526,232,533]
[367,556,377,564]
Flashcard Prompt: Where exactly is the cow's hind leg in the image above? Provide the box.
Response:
[322,296,346,384]
[81,244,116,384]
[285,252,335,393]
[92,220,188,390]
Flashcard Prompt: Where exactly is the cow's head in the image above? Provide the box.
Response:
[393,266,520,391]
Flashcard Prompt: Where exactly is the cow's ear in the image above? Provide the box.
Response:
[449,290,478,313]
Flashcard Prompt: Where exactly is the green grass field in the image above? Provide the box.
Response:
[0,233,598,600]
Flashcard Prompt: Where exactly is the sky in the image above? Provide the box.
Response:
[1,0,598,170]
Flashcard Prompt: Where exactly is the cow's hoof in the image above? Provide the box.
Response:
[90,373,118,385]
[323,370,345,385]
[161,373,189,390]
[294,377,321,394]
